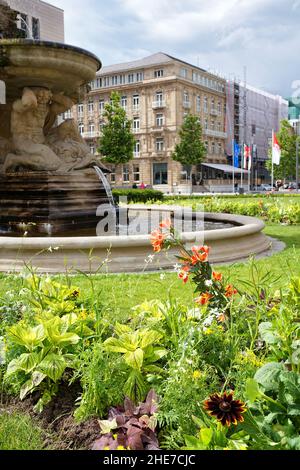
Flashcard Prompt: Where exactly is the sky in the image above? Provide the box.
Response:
[48,0,300,97]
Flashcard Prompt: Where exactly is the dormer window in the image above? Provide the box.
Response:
[154,69,164,78]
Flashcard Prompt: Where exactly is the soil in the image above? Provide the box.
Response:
[0,382,100,450]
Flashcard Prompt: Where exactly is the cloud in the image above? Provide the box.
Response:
[48,0,300,96]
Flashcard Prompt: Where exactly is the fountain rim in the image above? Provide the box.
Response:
[0,38,102,71]
[0,212,266,248]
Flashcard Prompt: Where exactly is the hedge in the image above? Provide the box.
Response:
[112,189,164,203]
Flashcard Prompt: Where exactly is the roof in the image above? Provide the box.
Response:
[97,52,207,76]
[202,163,249,174]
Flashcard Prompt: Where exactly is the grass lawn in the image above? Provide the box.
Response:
[0,412,45,450]
[1,223,298,321]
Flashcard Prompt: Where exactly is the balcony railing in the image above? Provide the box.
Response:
[133,151,140,158]
[133,128,141,133]
[210,108,222,116]
[152,100,166,109]
[132,105,140,113]
[203,129,227,139]
[82,131,100,138]
[183,101,191,108]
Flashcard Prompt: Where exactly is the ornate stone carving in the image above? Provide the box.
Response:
[1,87,107,174]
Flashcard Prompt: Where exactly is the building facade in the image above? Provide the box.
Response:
[226,82,288,186]
[70,52,228,193]
[4,0,64,42]
[287,97,300,135]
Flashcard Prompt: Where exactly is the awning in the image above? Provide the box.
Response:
[202,163,249,174]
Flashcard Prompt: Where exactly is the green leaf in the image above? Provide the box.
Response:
[139,330,162,349]
[258,322,278,345]
[145,347,168,362]
[245,379,261,403]
[199,428,213,446]
[103,334,138,353]
[0,337,5,365]
[20,378,36,400]
[114,323,132,336]
[124,348,144,370]
[38,354,66,382]
[254,362,285,392]
[287,405,300,416]
[183,435,205,450]
[8,324,45,350]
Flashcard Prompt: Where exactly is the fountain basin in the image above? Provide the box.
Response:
[0,209,271,273]
[0,39,101,101]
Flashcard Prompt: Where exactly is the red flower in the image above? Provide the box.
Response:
[189,245,210,265]
[195,292,213,305]
[204,392,246,427]
[150,229,166,253]
[225,285,238,298]
[213,271,223,282]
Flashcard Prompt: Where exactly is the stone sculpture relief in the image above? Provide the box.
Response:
[1,86,106,174]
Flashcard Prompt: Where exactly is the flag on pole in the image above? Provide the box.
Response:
[243,144,251,170]
[234,141,240,168]
[272,131,281,165]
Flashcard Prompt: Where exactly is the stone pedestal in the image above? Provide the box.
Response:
[0,169,109,236]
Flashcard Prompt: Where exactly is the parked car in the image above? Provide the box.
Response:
[261,184,273,191]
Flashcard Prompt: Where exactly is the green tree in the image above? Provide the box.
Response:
[172,114,206,166]
[266,120,299,180]
[98,91,136,164]
[0,1,22,39]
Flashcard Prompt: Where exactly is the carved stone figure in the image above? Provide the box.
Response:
[2,86,107,174]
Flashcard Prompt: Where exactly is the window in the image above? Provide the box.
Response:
[119,75,124,85]
[153,163,168,185]
[99,100,105,113]
[121,96,127,109]
[110,167,116,184]
[134,140,140,157]
[128,74,134,83]
[103,77,109,87]
[183,91,189,104]
[123,165,130,183]
[196,95,201,112]
[211,98,215,111]
[192,71,197,82]
[204,96,208,113]
[136,72,143,82]
[133,118,140,132]
[95,77,102,88]
[18,13,28,37]
[112,75,118,86]
[133,165,140,183]
[156,91,163,104]
[217,122,221,132]
[218,143,222,155]
[217,101,221,114]
[32,17,40,39]
[64,109,72,119]
[78,103,84,115]
[78,123,84,135]
[89,143,95,155]
[211,120,215,130]
[156,113,164,127]
[181,68,188,79]
[88,123,95,134]
[156,138,164,152]
[204,118,208,130]
[88,101,94,113]
[133,94,139,111]
[211,142,215,154]
[154,69,164,78]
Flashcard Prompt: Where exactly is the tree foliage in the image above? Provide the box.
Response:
[0,1,22,39]
[98,91,136,164]
[266,120,299,180]
[172,114,206,166]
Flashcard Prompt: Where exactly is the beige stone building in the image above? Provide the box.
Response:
[72,52,230,193]
[5,0,64,42]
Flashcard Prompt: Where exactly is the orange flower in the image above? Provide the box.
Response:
[178,265,190,283]
[189,245,210,265]
[195,292,213,305]
[213,271,223,282]
[225,284,238,298]
[150,229,166,253]
[216,313,226,323]
[159,219,172,229]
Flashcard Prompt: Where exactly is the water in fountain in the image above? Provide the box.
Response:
[94,166,115,206]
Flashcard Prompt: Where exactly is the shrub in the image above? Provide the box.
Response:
[113,189,164,203]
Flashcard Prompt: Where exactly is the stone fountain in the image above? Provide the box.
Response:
[0,39,274,273]
[0,39,110,236]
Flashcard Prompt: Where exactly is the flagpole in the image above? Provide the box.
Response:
[271,130,274,190]
[232,139,235,194]
[241,143,243,190]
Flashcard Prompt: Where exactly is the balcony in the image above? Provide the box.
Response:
[203,129,227,139]
[152,100,166,109]
[82,131,100,139]
[183,101,191,109]
[210,108,221,117]
[133,128,141,134]
[132,105,140,113]
[133,152,140,158]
